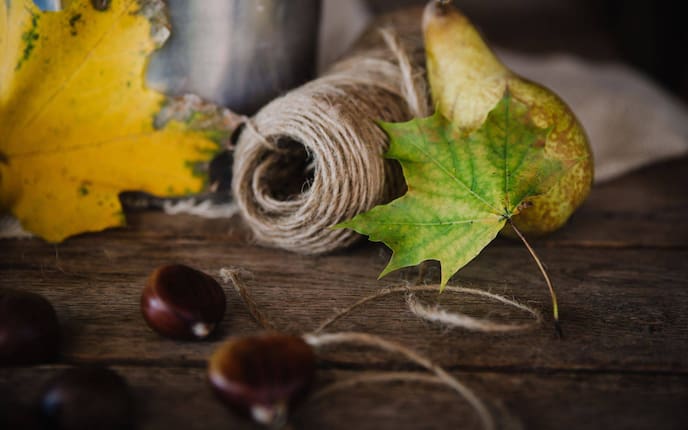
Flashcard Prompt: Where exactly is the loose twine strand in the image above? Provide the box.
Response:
[379,28,429,118]
[315,284,542,334]
[303,332,495,430]
[219,267,277,331]
[307,371,440,402]
[219,267,543,430]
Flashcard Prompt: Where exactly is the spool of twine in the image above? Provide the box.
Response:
[232,11,427,254]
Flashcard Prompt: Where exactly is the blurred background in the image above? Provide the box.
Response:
[367,0,687,102]
[32,0,687,104]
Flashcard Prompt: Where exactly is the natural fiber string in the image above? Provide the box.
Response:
[303,371,519,429]
[302,332,495,430]
[379,28,429,118]
[225,16,521,425]
[220,268,541,335]
[307,371,441,402]
[315,284,542,334]
[219,267,276,331]
[405,289,542,333]
[232,16,427,254]
[219,267,545,430]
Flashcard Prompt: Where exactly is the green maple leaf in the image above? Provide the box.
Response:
[338,92,564,288]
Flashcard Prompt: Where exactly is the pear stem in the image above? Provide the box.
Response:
[435,0,452,10]
[508,220,562,338]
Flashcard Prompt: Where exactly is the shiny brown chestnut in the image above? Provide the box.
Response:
[208,333,316,427]
[141,264,226,340]
[0,289,60,365]
[39,366,135,430]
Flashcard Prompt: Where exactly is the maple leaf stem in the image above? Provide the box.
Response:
[508,220,562,337]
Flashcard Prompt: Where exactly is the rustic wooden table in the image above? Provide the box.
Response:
[2,156,687,430]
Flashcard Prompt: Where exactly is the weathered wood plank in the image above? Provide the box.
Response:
[2,366,686,430]
[1,156,687,430]
[1,236,686,371]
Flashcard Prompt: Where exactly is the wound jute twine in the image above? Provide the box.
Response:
[232,12,427,254]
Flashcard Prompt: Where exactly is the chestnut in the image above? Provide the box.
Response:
[141,264,226,340]
[38,366,135,430]
[208,333,316,427]
[0,289,60,365]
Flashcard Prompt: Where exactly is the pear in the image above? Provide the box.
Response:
[422,1,593,237]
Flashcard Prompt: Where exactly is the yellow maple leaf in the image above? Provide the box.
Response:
[0,0,238,242]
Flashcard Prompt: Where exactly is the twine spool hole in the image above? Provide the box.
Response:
[255,139,315,204]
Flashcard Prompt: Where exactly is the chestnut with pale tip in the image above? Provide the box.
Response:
[141,264,226,340]
[0,289,60,365]
[208,333,316,427]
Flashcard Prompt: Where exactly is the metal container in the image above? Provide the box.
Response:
[147,0,321,115]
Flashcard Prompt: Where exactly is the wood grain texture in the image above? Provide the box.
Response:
[0,242,686,371]
[1,366,687,430]
[1,156,688,429]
